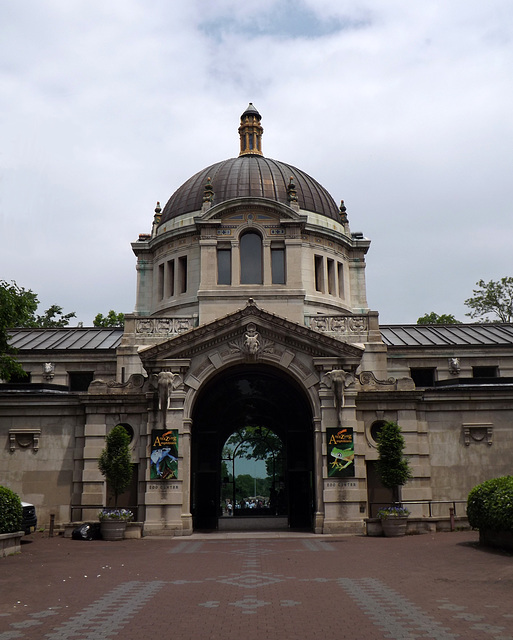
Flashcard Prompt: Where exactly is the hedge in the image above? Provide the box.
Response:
[467,476,513,531]
[0,486,22,534]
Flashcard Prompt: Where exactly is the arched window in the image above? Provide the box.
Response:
[240,231,263,284]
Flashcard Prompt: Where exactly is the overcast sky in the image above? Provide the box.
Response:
[1,0,512,326]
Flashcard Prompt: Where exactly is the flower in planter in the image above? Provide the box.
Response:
[98,508,133,522]
[377,506,410,519]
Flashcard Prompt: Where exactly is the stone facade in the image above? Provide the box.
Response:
[2,105,512,534]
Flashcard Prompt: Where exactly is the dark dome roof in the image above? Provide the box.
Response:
[160,155,340,224]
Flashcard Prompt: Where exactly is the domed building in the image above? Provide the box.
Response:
[3,105,513,537]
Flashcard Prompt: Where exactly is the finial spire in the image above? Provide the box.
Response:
[238,103,263,156]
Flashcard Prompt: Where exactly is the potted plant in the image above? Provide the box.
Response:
[376,421,412,537]
[377,506,411,537]
[98,425,133,540]
[98,508,134,541]
[467,476,513,551]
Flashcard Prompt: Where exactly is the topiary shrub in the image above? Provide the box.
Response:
[0,486,22,534]
[98,425,133,507]
[467,476,513,531]
[376,421,412,504]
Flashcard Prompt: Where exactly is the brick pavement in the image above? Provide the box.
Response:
[0,530,512,639]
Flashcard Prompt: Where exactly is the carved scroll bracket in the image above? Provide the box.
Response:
[463,424,493,446]
[9,429,41,454]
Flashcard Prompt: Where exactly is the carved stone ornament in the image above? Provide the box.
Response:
[42,362,55,380]
[358,371,396,388]
[89,374,146,392]
[152,371,182,428]
[9,429,41,454]
[448,357,461,375]
[136,317,196,335]
[463,424,493,446]
[229,324,274,359]
[322,369,356,426]
[308,315,368,334]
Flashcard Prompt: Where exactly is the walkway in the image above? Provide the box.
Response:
[1,530,512,639]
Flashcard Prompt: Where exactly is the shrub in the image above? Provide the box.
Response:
[98,425,133,507]
[376,421,412,503]
[467,476,513,531]
[0,486,22,534]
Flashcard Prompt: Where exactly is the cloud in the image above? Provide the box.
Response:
[0,0,512,325]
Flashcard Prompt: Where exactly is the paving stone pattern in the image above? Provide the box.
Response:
[0,531,512,640]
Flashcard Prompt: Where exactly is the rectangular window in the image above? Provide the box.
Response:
[166,260,175,297]
[271,247,286,284]
[410,367,436,388]
[327,258,335,295]
[178,256,187,293]
[314,255,324,292]
[472,366,498,378]
[217,248,231,285]
[69,372,95,392]
[158,264,164,300]
[337,262,344,298]
[9,370,31,383]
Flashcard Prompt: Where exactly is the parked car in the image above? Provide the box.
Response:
[21,501,37,535]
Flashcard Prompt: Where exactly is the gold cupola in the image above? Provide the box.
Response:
[238,103,263,156]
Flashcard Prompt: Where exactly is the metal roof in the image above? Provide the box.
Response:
[8,324,513,352]
[8,328,123,351]
[380,323,513,347]
[160,156,340,223]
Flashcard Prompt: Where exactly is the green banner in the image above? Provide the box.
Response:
[327,427,355,478]
[150,429,179,480]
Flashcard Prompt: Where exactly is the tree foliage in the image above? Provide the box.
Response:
[224,426,284,483]
[417,312,458,325]
[98,425,133,507]
[0,281,38,381]
[376,421,412,503]
[1,281,77,380]
[465,277,513,323]
[27,304,76,328]
[94,310,125,327]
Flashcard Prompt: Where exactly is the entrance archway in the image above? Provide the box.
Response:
[191,365,314,530]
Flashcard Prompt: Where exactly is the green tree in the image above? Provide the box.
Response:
[98,425,133,507]
[27,304,76,328]
[465,277,513,323]
[94,310,125,327]
[235,474,258,503]
[0,280,38,381]
[417,312,458,324]
[376,421,412,504]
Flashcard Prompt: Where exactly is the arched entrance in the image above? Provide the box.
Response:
[191,364,314,530]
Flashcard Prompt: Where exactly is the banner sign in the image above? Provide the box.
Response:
[327,427,355,478]
[150,429,178,480]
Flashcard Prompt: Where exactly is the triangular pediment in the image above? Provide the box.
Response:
[140,300,363,367]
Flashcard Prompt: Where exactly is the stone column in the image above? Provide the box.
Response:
[79,413,107,521]
[180,417,193,535]
[263,240,271,285]
[313,417,324,534]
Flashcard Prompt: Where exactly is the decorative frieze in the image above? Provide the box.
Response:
[306,315,368,334]
[135,317,197,336]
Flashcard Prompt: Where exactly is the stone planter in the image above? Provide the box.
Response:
[479,529,513,552]
[100,520,127,541]
[381,517,408,537]
[0,531,24,557]
[124,522,143,539]
[365,518,383,537]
